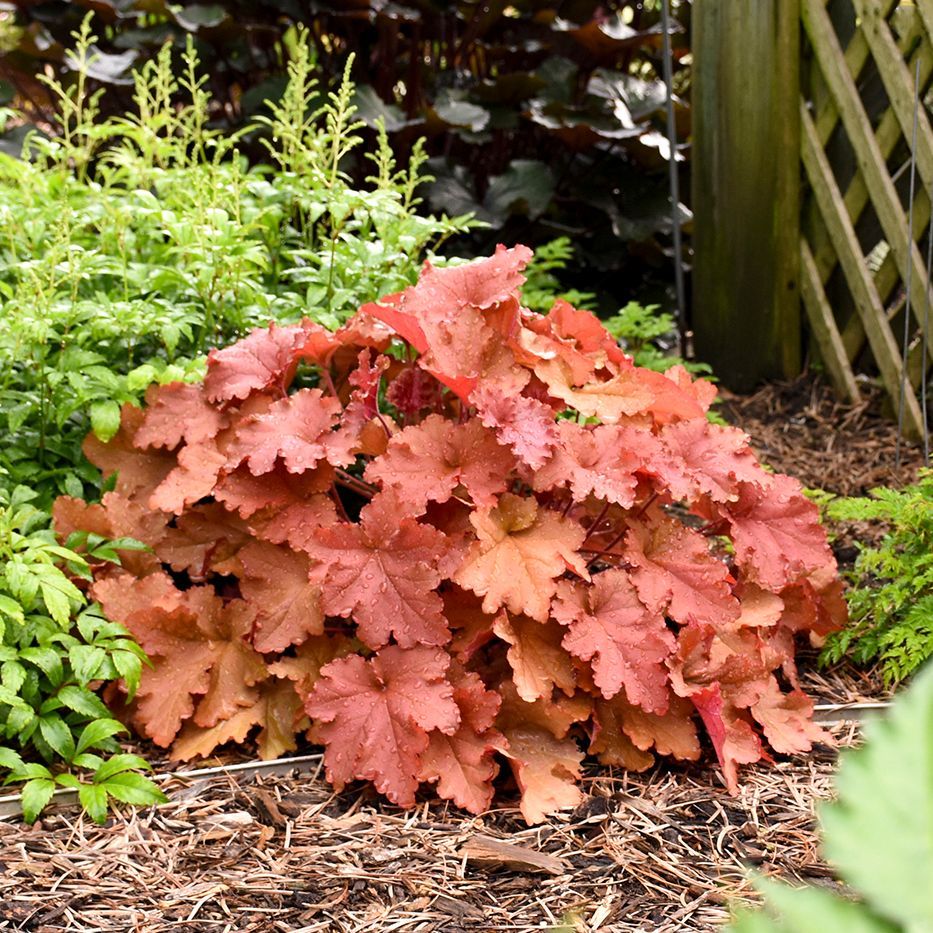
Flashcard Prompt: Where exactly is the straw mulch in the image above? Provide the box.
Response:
[0,722,859,933]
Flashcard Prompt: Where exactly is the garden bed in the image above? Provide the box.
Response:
[0,373,913,933]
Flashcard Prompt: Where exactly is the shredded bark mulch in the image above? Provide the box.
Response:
[0,374,909,933]
[0,723,858,933]
[718,374,926,496]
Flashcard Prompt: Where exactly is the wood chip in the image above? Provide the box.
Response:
[460,834,569,875]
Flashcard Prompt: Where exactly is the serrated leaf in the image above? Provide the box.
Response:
[0,747,25,771]
[38,714,75,760]
[1,660,26,693]
[0,594,24,624]
[71,752,103,770]
[4,762,52,783]
[57,685,110,719]
[98,771,167,806]
[20,647,64,684]
[90,400,123,443]
[21,778,55,823]
[75,719,127,756]
[93,753,153,782]
[69,644,107,685]
[112,649,143,699]
[78,782,110,824]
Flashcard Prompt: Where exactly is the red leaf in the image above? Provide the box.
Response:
[305,646,460,806]
[551,570,674,711]
[515,299,626,383]
[386,364,443,417]
[149,438,228,515]
[340,349,390,433]
[204,321,327,403]
[334,308,394,351]
[472,387,558,470]
[531,422,642,507]
[367,246,532,399]
[267,633,358,701]
[54,492,165,577]
[411,245,533,315]
[359,292,425,355]
[172,676,306,761]
[155,502,250,579]
[664,365,718,413]
[248,493,339,553]
[624,512,740,627]
[496,683,587,823]
[778,567,848,638]
[749,676,826,754]
[93,573,267,745]
[589,702,655,770]
[365,414,513,516]
[213,461,333,518]
[733,582,785,630]
[591,691,700,766]
[721,475,836,590]
[454,493,589,622]
[668,623,775,706]
[134,382,228,450]
[305,499,457,649]
[237,541,324,653]
[418,667,503,814]
[227,388,344,475]
[659,420,771,503]
[492,611,577,702]
[534,359,655,423]
[443,587,497,661]
[83,404,175,501]
[690,684,763,792]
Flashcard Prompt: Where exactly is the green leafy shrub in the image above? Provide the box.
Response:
[728,661,933,932]
[0,22,472,504]
[1,1,690,309]
[0,485,165,823]
[821,469,933,685]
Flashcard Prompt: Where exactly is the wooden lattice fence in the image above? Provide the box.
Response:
[694,0,933,441]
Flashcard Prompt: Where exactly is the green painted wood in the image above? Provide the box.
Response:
[692,0,802,389]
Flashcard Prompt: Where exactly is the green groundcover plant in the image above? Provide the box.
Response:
[0,485,165,823]
[728,661,933,932]
[821,469,933,686]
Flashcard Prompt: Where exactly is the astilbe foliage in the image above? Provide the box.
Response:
[56,246,847,823]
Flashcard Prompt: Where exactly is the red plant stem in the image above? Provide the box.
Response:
[334,469,376,498]
[321,367,339,399]
[584,492,659,570]
[581,501,610,544]
[584,529,627,569]
[373,377,392,437]
[330,484,351,522]
[633,491,658,520]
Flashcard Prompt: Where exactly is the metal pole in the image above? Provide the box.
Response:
[896,58,921,469]
[661,0,687,352]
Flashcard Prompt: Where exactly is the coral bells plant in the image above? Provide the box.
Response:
[55,245,847,822]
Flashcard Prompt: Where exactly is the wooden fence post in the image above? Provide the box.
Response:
[692,0,802,389]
